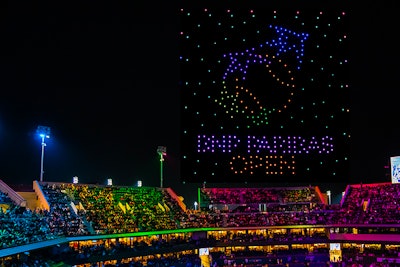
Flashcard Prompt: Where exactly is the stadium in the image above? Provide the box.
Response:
[2,5,398,267]
[1,179,400,266]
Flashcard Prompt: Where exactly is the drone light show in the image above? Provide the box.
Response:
[179,8,350,184]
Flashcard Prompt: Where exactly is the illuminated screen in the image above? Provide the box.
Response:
[390,156,400,184]
[179,8,350,184]
[199,247,210,256]
[330,243,341,251]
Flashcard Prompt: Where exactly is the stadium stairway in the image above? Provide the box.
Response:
[16,191,40,211]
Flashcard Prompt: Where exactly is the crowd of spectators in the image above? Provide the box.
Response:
[199,186,325,213]
[197,183,400,226]
[41,183,89,236]
[352,183,400,224]
[3,182,400,247]
[2,181,400,265]
[200,187,281,206]
[63,183,187,233]
[0,191,59,249]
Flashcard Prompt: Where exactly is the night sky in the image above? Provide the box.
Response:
[179,8,350,185]
[0,1,399,206]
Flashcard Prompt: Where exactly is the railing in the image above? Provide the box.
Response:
[32,180,50,211]
[166,187,187,212]
[0,179,27,207]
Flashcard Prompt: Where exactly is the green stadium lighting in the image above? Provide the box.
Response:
[157,146,167,188]
[36,125,51,182]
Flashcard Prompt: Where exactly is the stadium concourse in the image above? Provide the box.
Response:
[1,180,400,266]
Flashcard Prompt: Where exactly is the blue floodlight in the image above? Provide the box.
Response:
[36,125,51,182]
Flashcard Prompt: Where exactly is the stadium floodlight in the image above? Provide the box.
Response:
[157,146,167,188]
[36,125,51,182]
[326,190,331,205]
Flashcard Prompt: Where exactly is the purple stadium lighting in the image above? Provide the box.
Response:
[36,125,51,182]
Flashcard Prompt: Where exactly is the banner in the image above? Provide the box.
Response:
[163,203,170,212]
[118,202,126,213]
[158,202,165,212]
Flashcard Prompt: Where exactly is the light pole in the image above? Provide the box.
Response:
[326,190,331,205]
[36,125,51,182]
[157,146,167,188]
